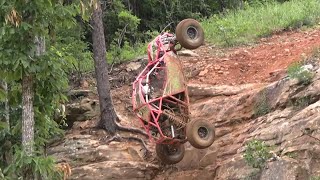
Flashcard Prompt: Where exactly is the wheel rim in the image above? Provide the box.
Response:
[166,145,179,155]
[186,26,198,39]
[198,126,209,139]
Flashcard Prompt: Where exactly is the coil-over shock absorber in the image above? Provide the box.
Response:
[162,109,187,128]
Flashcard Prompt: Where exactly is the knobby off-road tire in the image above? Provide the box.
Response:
[175,19,204,50]
[155,143,185,164]
[186,120,215,149]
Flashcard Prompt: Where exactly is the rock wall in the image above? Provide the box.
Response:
[157,67,320,179]
[49,63,320,180]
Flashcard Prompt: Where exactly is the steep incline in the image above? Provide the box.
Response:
[155,28,320,179]
[49,28,320,180]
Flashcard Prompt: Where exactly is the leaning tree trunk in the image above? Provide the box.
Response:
[91,2,118,135]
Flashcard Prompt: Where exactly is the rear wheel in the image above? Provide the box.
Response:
[175,19,204,50]
[156,143,185,164]
[186,120,215,149]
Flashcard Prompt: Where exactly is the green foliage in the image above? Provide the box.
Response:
[254,90,271,117]
[290,96,312,110]
[202,0,320,46]
[287,62,314,85]
[123,0,218,32]
[244,139,272,169]
[0,168,4,179]
[106,9,144,63]
[0,0,86,178]
[0,122,8,131]
[285,151,298,159]
[116,10,141,44]
[118,10,141,30]
[102,0,293,62]
[54,23,93,75]
[102,0,219,53]
[3,147,63,179]
[107,41,147,63]
[311,176,320,180]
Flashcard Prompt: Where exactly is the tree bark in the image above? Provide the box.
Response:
[4,82,9,128]
[0,81,9,127]
[218,0,226,11]
[22,75,34,156]
[22,36,45,156]
[91,2,118,135]
[0,81,11,167]
[21,36,45,180]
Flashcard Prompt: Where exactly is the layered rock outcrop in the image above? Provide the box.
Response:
[157,64,320,179]
[49,62,320,179]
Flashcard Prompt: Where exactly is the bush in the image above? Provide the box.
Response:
[107,41,147,63]
[254,90,271,117]
[202,0,320,46]
[290,96,312,110]
[287,62,313,85]
[3,148,63,179]
[244,139,272,169]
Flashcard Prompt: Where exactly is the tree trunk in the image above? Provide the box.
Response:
[22,75,34,156]
[22,36,45,180]
[91,2,118,135]
[0,81,11,167]
[0,81,9,127]
[3,82,9,128]
[218,0,226,11]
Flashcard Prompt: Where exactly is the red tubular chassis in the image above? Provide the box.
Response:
[132,19,215,164]
[132,32,190,145]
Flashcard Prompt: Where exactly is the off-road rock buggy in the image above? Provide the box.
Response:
[132,19,215,164]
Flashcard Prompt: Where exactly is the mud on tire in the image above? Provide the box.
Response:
[155,143,185,164]
[186,120,215,149]
[175,19,204,50]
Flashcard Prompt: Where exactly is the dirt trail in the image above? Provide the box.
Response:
[182,29,320,85]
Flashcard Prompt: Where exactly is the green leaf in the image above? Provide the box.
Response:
[0,89,5,101]
[12,68,22,80]
[0,27,5,36]
[21,60,30,68]
[21,22,32,31]
[0,121,8,130]
[9,28,15,34]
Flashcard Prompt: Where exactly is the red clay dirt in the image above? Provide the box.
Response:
[182,28,320,85]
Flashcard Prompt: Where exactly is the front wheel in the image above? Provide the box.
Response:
[186,120,215,149]
[156,143,185,164]
[175,19,204,50]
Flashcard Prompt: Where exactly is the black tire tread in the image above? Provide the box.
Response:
[175,19,204,50]
[155,143,185,164]
[186,120,215,149]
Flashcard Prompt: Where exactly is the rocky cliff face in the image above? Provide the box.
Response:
[49,54,320,180]
[156,61,320,179]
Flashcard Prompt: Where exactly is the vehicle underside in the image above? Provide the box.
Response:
[132,19,216,164]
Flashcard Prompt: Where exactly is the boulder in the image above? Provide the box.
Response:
[65,98,99,123]
[48,134,159,180]
[260,158,309,180]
